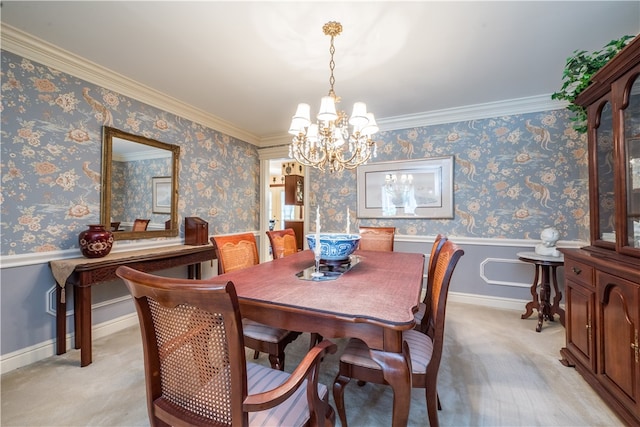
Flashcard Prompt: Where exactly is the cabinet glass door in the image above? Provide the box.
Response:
[623,74,640,251]
[595,100,616,245]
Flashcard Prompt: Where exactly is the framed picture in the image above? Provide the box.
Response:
[356,156,454,219]
[152,176,172,214]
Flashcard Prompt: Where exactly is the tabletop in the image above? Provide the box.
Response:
[517,251,564,264]
[217,249,426,330]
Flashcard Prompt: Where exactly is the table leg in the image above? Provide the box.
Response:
[74,285,81,349]
[56,284,66,355]
[537,265,553,332]
[521,265,540,319]
[77,285,92,367]
[550,266,565,326]
[187,262,202,279]
[370,343,412,427]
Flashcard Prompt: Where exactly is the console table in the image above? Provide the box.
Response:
[50,244,216,366]
[518,251,565,332]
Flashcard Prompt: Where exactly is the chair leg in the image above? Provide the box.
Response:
[253,350,260,360]
[268,352,285,371]
[426,386,440,427]
[332,374,351,427]
[437,392,441,410]
[310,332,323,349]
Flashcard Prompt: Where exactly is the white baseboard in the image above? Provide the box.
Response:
[0,313,138,374]
[449,291,529,311]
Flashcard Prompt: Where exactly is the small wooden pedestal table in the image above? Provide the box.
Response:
[49,244,216,366]
[517,251,565,332]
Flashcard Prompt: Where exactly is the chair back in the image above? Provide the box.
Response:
[421,240,464,360]
[266,228,298,259]
[419,234,448,327]
[211,233,259,274]
[115,266,249,426]
[358,226,396,251]
[132,218,150,231]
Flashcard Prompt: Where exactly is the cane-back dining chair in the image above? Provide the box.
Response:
[211,233,301,371]
[357,226,396,252]
[115,266,337,427]
[332,239,464,427]
[132,218,150,231]
[414,234,448,331]
[266,228,298,259]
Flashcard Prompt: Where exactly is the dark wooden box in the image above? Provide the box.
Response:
[185,217,209,245]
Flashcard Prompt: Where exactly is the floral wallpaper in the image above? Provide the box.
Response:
[311,110,589,242]
[1,50,260,256]
[1,48,590,257]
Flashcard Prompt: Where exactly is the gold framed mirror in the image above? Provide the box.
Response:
[101,126,180,241]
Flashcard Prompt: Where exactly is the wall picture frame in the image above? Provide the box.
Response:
[356,156,454,219]
[152,176,172,214]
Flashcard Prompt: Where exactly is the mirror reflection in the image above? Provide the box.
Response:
[101,126,180,241]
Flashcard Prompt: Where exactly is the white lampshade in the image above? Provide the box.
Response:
[361,113,379,136]
[317,96,338,122]
[288,117,309,135]
[293,103,311,120]
[307,123,319,142]
[349,102,369,127]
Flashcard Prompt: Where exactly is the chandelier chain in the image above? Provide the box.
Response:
[328,37,336,98]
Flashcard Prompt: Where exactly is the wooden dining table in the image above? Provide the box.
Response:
[217,249,425,427]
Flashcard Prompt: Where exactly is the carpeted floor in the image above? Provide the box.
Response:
[1,301,623,426]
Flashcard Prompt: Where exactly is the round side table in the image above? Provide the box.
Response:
[517,251,565,332]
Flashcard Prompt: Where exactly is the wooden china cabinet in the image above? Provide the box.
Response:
[560,36,640,426]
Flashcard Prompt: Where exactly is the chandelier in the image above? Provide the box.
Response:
[288,21,378,173]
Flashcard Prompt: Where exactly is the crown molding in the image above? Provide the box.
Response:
[258,95,568,148]
[1,23,260,146]
[377,95,569,131]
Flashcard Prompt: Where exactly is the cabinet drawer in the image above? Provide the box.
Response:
[564,258,594,287]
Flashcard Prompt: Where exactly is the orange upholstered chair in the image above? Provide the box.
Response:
[266,228,298,259]
[116,266,337,427]
[333,240,464,427]
[414,234,448,331]
[132,218,150,231]
[358,226,396,251]
[210,233,301,370]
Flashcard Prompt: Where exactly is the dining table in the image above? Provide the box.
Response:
[216,249,425,427]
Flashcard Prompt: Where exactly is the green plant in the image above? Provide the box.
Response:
[552,35,635,133]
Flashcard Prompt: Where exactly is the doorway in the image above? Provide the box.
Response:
[258,147,307,262]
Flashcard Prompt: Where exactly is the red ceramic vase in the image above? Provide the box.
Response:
[79,224,114,258]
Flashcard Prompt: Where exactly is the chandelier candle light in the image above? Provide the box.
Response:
[313,206,323,277]
[288,21,378,173]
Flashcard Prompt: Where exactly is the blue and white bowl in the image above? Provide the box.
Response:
[306,233,361,261]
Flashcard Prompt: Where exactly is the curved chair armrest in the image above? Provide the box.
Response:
[243,339,337,411]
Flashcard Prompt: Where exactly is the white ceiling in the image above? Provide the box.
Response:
[2,1,639,147]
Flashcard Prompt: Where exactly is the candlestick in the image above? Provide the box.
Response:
[315,206,321,253]
[346,207,350,234]
[312,206,323,277]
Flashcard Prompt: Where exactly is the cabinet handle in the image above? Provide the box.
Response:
[572,267,582,275]
[632,330,639,364]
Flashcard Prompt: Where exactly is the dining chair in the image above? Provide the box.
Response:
[115,265,337,427]
[210,233,302,371]
[332,239,464,427]
[414,234,448,332]
[357,226,396,251]
[266,228,298,259]
[132,218,150,231]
